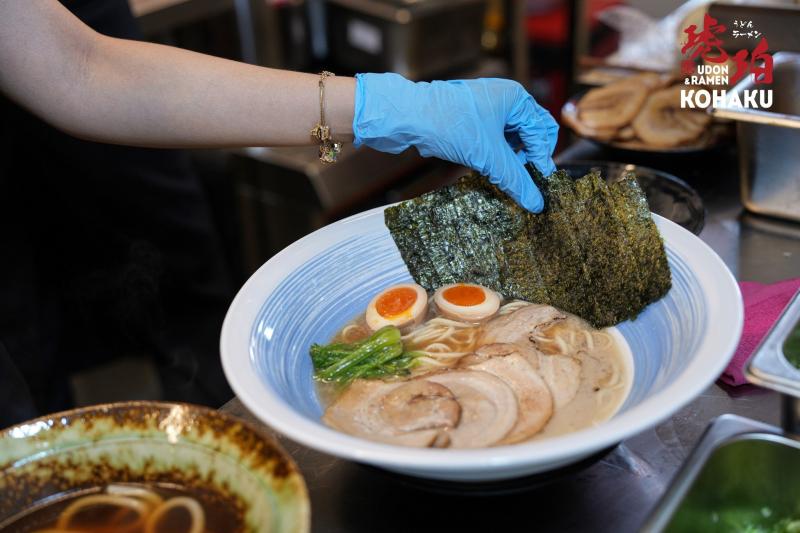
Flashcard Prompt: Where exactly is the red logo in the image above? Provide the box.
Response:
[681,14,772,85]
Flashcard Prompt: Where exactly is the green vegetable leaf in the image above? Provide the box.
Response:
[310,326,418,385]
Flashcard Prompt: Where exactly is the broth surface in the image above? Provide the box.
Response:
[532,320,632,439]
[4,483,244,533]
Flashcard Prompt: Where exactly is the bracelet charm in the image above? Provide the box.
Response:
[311,71,341,163]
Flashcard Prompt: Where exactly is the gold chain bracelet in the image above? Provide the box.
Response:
[310,71,342,163]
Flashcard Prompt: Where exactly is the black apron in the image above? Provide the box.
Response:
[0,0,234,427]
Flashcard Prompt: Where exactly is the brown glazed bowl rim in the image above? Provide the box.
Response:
[0,400,310,532]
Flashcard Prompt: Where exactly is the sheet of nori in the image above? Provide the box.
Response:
[384,197,433,287]
[575,172,637,326]
[532,170,590,316]
[612,174,672,306]
[383,167,672,327]
[605,175,655,317]
[449,179,505,288]
[415,185,458,287]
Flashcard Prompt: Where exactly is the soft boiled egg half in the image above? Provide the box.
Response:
[365,283,429,331]
[434,283,500,322]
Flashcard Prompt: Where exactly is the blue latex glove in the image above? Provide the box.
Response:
[353,73,559,213]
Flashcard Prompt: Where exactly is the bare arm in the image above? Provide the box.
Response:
[0,0,354,147]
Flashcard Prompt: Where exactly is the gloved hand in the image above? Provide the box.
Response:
[353,73,558,213]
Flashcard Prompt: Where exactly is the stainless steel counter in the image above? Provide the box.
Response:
[221,140,800,532]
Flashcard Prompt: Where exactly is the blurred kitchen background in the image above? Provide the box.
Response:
[71,0,800,406]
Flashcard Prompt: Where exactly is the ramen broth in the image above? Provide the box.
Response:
[530,317,632,439]
[4,483,244,533]
[320,299,632,443]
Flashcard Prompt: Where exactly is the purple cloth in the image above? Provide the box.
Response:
[720,278,800,386]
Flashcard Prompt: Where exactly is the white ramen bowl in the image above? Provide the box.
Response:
[221,206,743,482]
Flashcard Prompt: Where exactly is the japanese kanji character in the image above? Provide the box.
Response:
[730,37,773,85]
[682,14,728,73]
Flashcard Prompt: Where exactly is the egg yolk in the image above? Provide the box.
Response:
[376,287,418,318]
[443,285,486,307]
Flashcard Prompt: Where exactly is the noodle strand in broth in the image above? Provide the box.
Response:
[56,495,148,532]
[144,496,205,533]
[402,317,481,370]
[31,485,208,533]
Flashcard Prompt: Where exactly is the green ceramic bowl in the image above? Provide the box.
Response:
[0,401,309,532]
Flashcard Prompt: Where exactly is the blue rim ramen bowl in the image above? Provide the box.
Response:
[221,206,742,482]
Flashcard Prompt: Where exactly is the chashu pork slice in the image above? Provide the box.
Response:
[479,304,566,347]
[529,350,581,409]
[424,370,518,448]
[632,86,710,147]
[577,79,649,129]
[474,343,581,411]
[466,350,554,444]
[323,379,461,447]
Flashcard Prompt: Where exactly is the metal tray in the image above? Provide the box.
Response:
[746,288,800,398]
[713,52,800,222]
[326,0,487,80]
[642,415,793,532]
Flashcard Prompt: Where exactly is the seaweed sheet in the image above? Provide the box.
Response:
[383,167,672,328]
